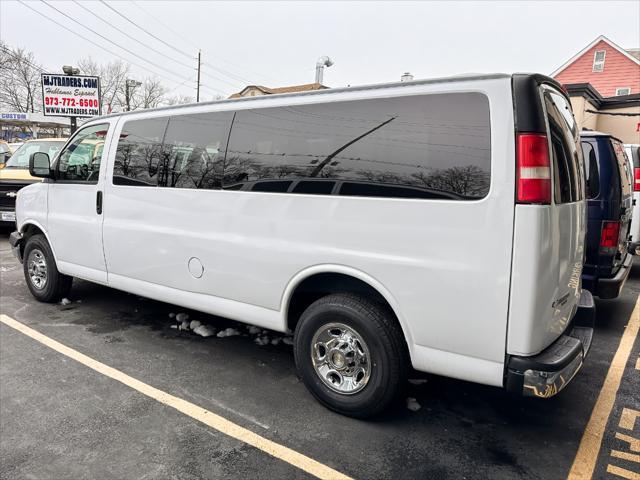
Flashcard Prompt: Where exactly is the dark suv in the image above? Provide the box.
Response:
[580,131,633,299]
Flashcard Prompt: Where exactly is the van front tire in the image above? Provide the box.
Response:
[294,293,407,418]
[23,234,72,303]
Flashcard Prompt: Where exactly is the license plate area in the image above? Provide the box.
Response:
[1,211,16,222]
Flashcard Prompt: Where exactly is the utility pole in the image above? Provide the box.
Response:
[196,50,201,103]
[62,65,80,134]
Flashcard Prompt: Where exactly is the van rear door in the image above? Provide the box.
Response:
[508,79,586,356]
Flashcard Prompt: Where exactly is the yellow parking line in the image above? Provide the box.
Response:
[0,314,353,480]
[567,296,640,480]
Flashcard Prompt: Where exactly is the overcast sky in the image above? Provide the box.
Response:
[1,0,639,101]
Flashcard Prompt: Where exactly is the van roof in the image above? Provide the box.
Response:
[97,72,522,120]
[580,130,624,144]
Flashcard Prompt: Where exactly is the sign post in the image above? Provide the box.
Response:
[41,72,101,134]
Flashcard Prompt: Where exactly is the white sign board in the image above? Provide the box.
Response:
[41,73,101,117]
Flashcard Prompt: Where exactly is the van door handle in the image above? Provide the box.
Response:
[96,190,103,215]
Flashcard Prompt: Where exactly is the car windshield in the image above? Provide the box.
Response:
[4,140,66,169]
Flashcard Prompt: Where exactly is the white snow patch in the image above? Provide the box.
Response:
[247,326,261,335]
[408,379,428,386]
[217,327,241,338]
[194,325,215,337]
[271,337,281,346]
[282,337,293,346]
[189,320,202,330]
[170,325,178,329]
[168,312,176,318]
[76,300,82,303]
[176,312,189,322]
[406,397,421,412]
[60,298,71,306]
[179,320,190,331]
[254,336,270,346]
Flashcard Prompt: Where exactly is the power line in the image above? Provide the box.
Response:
[99,0,195,60]
[130,0,199,50]
[92,0,244,88]
[111,0,275,87]
[0,45,46,73]
[17,0,222,96]
[37,0,224,96]
[71,0,194,72]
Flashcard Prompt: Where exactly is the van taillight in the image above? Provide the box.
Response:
[516,134,551,204]
[600,221,620,253]
[634,168,640,192]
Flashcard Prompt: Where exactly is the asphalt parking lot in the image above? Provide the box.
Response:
[1,233,639,480]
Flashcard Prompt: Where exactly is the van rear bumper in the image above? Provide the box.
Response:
[505,289,595,398]
[597,253,633,299]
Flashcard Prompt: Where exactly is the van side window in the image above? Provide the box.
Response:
[56,124,109,183]
[224,93,491,200]
[544,88,584,203]
[113,118,168,186]
[159,112,233,189]
[581,141,599,198]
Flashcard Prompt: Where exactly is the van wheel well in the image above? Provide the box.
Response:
[20,224,45,256]
[286,273,406,344]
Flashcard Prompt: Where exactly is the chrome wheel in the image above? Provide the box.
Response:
[311,322,371,394]
[27,248,48,290]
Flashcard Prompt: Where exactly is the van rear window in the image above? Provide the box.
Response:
[581,141,599,199]
[543,87,584,204]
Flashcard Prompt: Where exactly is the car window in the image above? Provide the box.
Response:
[113,118,168,186]
[4,141,65,169]
[225,92,491,200]
[159,112,233,189]
[56,124,108,183]
[581,141,599,198]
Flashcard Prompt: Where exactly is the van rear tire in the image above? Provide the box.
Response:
[23,234,72,303]
[293,293,407,418]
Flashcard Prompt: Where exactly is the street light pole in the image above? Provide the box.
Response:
[125,79,142,112]
[62,65,80,134]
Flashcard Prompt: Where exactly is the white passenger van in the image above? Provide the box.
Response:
[11,73,595,417]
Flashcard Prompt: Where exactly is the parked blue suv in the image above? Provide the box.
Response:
[580,131,633,299]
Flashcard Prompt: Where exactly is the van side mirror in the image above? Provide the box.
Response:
[29,152,52,178]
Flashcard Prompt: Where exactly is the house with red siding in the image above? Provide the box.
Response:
[552,35,640,97]
[552,36,640,144]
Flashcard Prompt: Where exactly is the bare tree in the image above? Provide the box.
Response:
[0,42,42,112]
[129,77,168,110]
[163,93,195,106]
[78,57,130,113]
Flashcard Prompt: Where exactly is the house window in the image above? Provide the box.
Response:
[615,87,631,96]
[592,50,606,71]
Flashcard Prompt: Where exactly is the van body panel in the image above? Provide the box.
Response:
[12,73,595,398]
[507,202,585,356]
[625,144,640,252]
[101,77,516,374]
[507,81,586,356]
[581,133,633,297]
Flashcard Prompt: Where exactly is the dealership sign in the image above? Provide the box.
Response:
[41,73,101,117]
